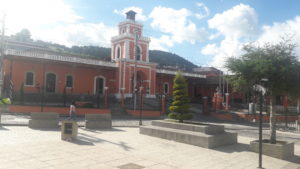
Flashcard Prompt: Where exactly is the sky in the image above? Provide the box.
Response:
[1,0,300,69]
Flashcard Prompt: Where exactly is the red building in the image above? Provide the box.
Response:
[1,11,220,111]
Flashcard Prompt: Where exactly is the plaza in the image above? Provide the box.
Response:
[0,118,299,169]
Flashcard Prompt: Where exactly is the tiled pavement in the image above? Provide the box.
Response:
[0,126,299,169]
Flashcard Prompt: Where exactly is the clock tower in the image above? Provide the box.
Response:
[111,10,156,98]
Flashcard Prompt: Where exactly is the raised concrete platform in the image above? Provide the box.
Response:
[250,140,294,160]
[28,112,59,129]
[140,120,237,148]
[85,114,112,129]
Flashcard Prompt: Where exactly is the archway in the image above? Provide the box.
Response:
[131,71,145,93]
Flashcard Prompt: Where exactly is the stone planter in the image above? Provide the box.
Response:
[250,139,294,159]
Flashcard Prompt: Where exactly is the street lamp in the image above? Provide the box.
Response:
[139,86,144,125]
[104,86,109,108]
[253,78,268,169]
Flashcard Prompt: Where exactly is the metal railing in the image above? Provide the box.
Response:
[277,120,300,133]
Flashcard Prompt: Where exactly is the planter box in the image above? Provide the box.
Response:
[250,140,294,159]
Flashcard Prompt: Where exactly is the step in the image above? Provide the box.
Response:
[151,120,225,135]
[140,125,237,148]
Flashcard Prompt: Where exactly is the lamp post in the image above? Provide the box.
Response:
[255,78,268,169]
[139,86,144,125]
[104,86,109,108]
[120,88,125,108]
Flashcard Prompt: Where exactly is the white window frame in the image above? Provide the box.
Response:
[24,71,35,87]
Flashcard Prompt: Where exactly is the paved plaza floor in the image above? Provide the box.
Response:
[0,126,299,169]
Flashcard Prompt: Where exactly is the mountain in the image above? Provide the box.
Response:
[50,45,198,71]
[6,34,199,71]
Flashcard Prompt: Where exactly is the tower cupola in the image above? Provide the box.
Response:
[126,10,136,21]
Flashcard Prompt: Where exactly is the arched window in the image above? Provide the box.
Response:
[163,82,169,94]
[136,46,142,61]
[117,47,121,58]
[94,76,105,95]
[66,75,73,88]
[25,72,35,86]
[45,73,56,93]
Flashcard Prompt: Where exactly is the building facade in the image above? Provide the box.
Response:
[2,11,216,105]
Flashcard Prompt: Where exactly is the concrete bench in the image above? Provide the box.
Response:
[29,112,59,129]
[85,114,112,129]
[140,120,237,148]
[152,120,224,135]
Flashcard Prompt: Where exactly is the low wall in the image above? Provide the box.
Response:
[212,112,299,122]
[8,105,110,115]
[127,109,161,117]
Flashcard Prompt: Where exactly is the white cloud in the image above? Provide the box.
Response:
[201,43,219,55]
[195,2,210,20]
[0,0,118,47]
[114,6,147,21]
[203,4,258,70]
[32,23,117,47]
[257,16,300,57]
[149,6,208,50]
[0,0,82,34]
[208,3,258,40]
[149,35,173,51]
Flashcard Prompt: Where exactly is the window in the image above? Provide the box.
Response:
[163,83,169,94]
[66,75,73,88]
[117,47,121,58]
[45,73,56,93]
[136,46,142,61]
[25,72,34,86]
[95,77,105,95]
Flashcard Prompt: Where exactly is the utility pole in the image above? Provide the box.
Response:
[133,30,139,112]
[0,13,6,97]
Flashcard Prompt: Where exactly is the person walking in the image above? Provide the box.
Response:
[69,101,77,120]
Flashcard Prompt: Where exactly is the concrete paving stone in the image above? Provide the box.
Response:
[133,159,158,168]
[0,126,299,169]
[145,163,178,169]
[87,163,119,169]
[104,156,144,167]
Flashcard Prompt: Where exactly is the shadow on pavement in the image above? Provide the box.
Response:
[73,133,133,151]
[0,126,9,130]
[69,137,95,146]
[80,127,125,133]
[30,128,61,132]
[212,143,249,153]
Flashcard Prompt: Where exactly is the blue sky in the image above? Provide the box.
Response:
[1,0,300,68]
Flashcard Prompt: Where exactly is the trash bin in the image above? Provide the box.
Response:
[61,120,78,141]
[249,103,256,114]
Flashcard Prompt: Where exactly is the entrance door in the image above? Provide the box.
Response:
[95,77,104,95]
[45,73,56,93]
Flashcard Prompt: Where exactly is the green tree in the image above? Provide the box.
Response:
[226,39,300,144]
[169,71,192,122]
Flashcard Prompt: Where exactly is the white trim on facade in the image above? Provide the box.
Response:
[5,49,117,68]
[156,69,206,78]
